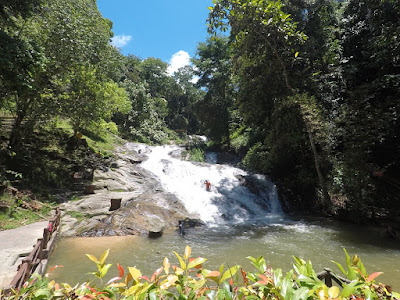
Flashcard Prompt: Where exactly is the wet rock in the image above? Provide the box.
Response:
[235,174,259,196]
[178,218,205,235]
[148,219,166,238]
[169,149,184,159]
[59,143,199,237]
[180,218,205,228]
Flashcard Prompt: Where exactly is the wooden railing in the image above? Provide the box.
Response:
[317,268,350,287]
[7,208,61,292]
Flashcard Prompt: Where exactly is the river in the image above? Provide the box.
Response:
[48,144,400,289]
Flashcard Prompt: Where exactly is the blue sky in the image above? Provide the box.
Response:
[97,0,213,74]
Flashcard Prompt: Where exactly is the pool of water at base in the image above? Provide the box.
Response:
[47,217,400,290]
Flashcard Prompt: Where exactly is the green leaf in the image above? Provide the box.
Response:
[219,264,224,274]
[281,275,295,299]
[295,52,299,58]
[392,292,400,298]
[174,251,186,270]
[292,287,309,300]
[149,290,157,300]
[126,284,140,296]
[192,279,207,291]
[86,254,99,264]
[347,265,358,281]
[220,265,239,284]
[100,263,112,278]
[296,274,317,285]
[220,282,233,300]
[246,256,257,264]
[187,257,207,270]
[332,260,346,275]
[99,249,110,265]
[358,260,367,277]
[341,281,358,298]
[343,248,351,268]
[364,288,375,300]
[184,245,191,260]
[129,266,142,282]
[33,288,52,299]
[293,256,305,266]
[274,268,283,287]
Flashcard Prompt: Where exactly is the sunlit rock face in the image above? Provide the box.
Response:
[60,142,281,237]
[60,144,200,237]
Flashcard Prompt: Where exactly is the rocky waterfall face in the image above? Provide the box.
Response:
[139,144,283,227]
[60,143,283,237]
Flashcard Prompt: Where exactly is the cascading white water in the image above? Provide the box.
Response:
[138,144,284,227]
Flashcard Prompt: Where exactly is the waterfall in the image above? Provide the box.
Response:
[138,144,284,227]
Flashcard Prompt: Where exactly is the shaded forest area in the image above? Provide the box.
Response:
[1,0,399,226]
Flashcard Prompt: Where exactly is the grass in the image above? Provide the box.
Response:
[67,211,88,222]
[84,128,125,158]
[53,118,125,157]
[110,188,126,192]
[69,195,81,202]
[0,193,55,230]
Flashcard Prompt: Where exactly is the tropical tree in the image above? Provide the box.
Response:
[168,65,204,134]
[4,0,122,146]
[208,0,333,210]
[60,66,130,134]
[192,36,233,146]
[335,0,400,207]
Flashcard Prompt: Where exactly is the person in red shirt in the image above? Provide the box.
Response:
[204,180,211,191]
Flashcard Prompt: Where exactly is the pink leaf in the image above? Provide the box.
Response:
[367,272,383,282]
[205,270,221,278]
[140,276,150,282]
[106,277,122,285]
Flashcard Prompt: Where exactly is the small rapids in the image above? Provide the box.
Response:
[135,144,283,227]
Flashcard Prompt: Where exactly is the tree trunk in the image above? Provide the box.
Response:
[305,121,331,211]
[9,114,24,148]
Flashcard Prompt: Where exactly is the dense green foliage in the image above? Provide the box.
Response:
[1,247,398,299]
[0,0,203,191]
[204,0,400,218]
[1,0,399,220]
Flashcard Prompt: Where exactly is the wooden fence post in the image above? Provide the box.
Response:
[21,260,31,288]
[43,227,49,250]
[324,268,333,287]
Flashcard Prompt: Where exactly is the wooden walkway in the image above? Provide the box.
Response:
[0,209,60,294]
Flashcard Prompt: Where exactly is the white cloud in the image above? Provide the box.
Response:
[190,75,199,84]
[167,50,191,75]
[111,35,132,48]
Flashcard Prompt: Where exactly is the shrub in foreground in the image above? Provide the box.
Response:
[1,246,398,299]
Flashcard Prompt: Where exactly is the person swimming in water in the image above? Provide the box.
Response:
[204,180,211,191]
